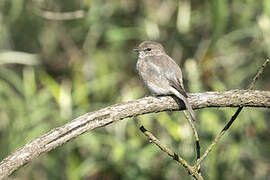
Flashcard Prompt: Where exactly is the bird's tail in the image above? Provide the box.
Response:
[182,97,197,121]
[170,87,197,121]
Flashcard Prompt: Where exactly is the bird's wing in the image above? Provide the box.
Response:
[167,78,188,98]
[149,55,188,98]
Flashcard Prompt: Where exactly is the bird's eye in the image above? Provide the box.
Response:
[145,48,151,51]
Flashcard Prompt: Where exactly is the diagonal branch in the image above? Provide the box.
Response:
[193,59,269,170]
[139,126,203,180]
[0,90,270,179]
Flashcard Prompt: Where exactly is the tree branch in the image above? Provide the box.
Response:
[0,89,269,179]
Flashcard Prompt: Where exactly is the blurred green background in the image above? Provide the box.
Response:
[1,0,270,179]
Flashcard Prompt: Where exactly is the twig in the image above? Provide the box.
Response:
[248,59,270,90]
[0,90,270,179]
[194,59,270,169]
[183,111,201,173]
[139,126,203,180]
[173,95,201,174]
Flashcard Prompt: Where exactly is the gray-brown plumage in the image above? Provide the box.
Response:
[134,41,197,121]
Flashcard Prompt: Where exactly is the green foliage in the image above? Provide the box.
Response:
[0,0,269,179]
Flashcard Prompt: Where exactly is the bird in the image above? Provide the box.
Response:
[134,41,197,121]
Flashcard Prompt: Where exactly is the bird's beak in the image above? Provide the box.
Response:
[133,48,140,52]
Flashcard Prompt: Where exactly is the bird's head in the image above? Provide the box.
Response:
[133,41,165,58]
